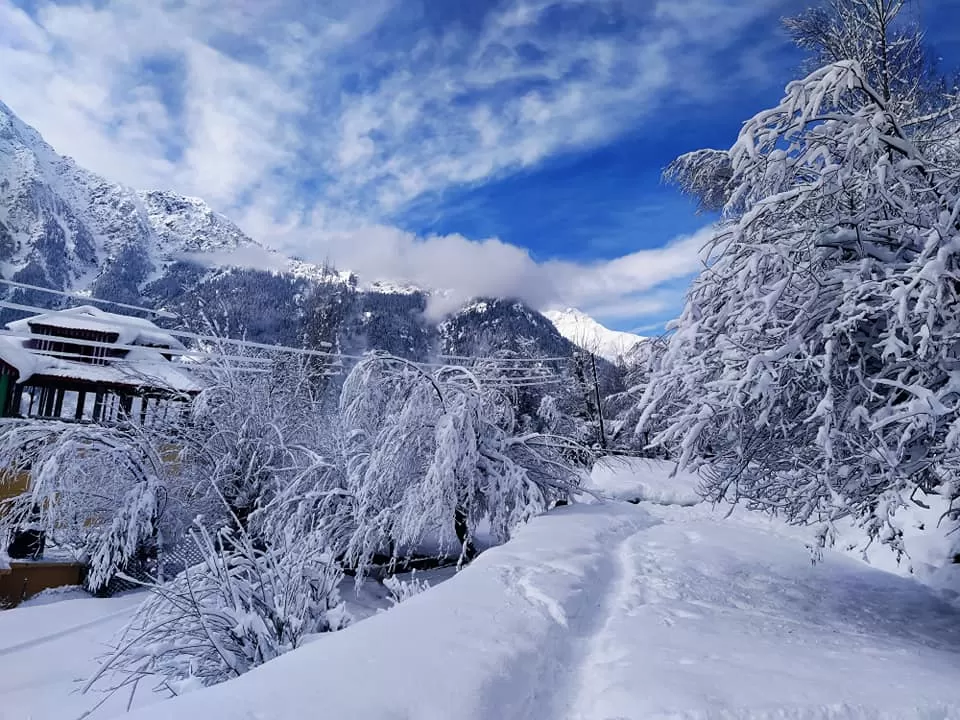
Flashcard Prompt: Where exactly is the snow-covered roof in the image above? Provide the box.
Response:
[0,337,39,379]
[23,352,202,393]
[6,305,185,350]
[0,308,200,393]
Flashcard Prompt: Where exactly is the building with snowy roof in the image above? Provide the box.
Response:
[0,305,201,424]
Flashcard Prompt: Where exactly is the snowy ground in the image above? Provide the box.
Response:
[0,590,147,720]
[3,460,960,719]
[0,572,454,719]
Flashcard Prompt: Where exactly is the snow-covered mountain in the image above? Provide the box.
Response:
[0,99,605,368]
[543,308,645,363]
[0,99,264,305]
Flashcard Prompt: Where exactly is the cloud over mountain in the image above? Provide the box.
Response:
[1,0,795,326]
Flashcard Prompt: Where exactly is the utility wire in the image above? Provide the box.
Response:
[0,279,179,319]
[0,300,576,375]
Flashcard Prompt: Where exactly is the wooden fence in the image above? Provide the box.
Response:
[0,559,84,607]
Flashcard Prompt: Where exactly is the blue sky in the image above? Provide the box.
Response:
[2,0,959,331]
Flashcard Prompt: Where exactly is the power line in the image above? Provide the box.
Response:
[0,300,573,375]
[438,353,572,364]
[0,279,179,319]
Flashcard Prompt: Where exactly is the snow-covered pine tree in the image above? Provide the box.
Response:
[637,0,960,548]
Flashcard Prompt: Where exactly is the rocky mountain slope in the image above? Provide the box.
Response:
[0,100,262,311]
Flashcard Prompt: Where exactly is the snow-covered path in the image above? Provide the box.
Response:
[120,491,960,720]
[5,462,960,720]
[563,507,960,719]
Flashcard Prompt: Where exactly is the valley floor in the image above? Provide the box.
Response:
[3,462,960,720]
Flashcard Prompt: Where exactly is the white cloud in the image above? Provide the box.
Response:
[0,0,377,200]
[0,0,788,326]
[1,0,791,208]
[220,218,712,324]
[178,244,290,274]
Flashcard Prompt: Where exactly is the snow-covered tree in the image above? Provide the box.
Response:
[0,418,193,592]
[0,350,339,592]
[79,355,349,701]
[607,337,670,456]
[337,354,589,572]
[667,0,958,220]
[663,149,734,214]
[638,50,960,548]
[784,0,936,110]
[181,355,333,540]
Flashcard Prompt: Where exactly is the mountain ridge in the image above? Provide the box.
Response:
[543,308,645,363]
[0,98,631,371]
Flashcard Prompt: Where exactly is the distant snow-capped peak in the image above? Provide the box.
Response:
[543,308,645,363]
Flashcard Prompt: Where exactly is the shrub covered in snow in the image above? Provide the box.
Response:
[0,419,192,593]
[179,354,336,541]
[383,572,431,606]
[88,523,348,697]
[0,352,339,592]
[336,355,590,572]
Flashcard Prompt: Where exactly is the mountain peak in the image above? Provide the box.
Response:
[543,308,645,363]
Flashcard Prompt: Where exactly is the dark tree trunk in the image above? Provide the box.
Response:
[454,505,476,562]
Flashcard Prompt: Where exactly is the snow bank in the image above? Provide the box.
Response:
[0,592,150,720]
[584,456,702,506]
[830,488,960,604]
[123,489,960,720]
[123,504,649,720]
[591,459,960,604]
[569,508,960,719]
[6,461,960,720]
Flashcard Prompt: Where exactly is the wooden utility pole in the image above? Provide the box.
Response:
[590,353,606,450]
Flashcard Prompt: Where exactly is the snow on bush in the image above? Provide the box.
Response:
[0,419,190,593]
[0,354,338,593]
[383,572,431,606]
[87,523,348,698]
[175,354,341,545]
[336,355,590,572]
